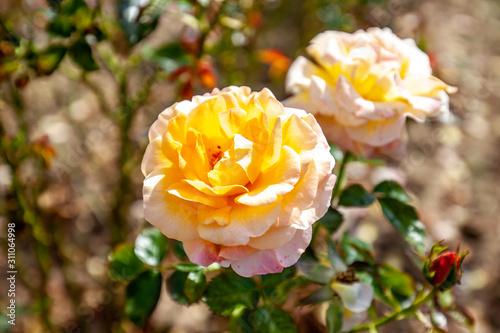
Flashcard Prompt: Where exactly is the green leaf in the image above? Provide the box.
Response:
[252,307,299,333]
[35,45,67,75]
[134,227,168,266]
[203,272,259,316]
[338,184,375,207]
[166,270,190,305]
[47,0,91,37]
[118,0,169,46]
[378,264,415,297]
[326,297,344,333]
[374,264,415,308]
[68,39,99,72]
[341,232,374,265]
[260,267,299,304]
[265,276,310,305]
[261,267,296,290]
[109,243,145,281]
[318,208,344,234]
[174,263,204,272]
[173,240,187,260]
[378,198,426,254]
[373,181,411,203]
[184,270,207,303]
[230,307,253,333]
[125,270,162,328]
[296,259,335,284]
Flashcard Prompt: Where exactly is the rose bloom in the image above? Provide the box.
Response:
[284,27,457,158]
[142,86,336,277]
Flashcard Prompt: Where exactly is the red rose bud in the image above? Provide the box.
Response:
[424,246,469,291]
[429,251,457,285]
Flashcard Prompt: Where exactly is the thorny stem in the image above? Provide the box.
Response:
[346,288,438,333]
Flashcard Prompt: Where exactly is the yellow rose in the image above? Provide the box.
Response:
[284,28,457,158]
[142,86,336,277]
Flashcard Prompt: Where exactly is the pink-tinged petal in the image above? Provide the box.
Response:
[247,226,297,250]
[285,56,315,94]
[236,146,300,207]
[331,75,372,126]
[229,250,283,278]
[346,115,406,146]
[143,168,199,241]
[315,115,362,154]
[183,238,220,267]
[197,201,281,246]
[274,227,312,267]
[308,31,351,65]
[219,245,260,261]
[221,227,313,277]
[406,96,445,122]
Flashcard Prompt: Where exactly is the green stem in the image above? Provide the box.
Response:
[331,151,353,203]
[346,288,437,333]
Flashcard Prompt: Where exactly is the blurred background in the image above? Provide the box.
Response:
[0,0,499,332]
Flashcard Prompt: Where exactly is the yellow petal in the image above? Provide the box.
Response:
[167,181,228,208]
[208,134,257,187]
[177,129,211,183]
[183,179,248,197]
[197,201,281,246]
[404,74,457,96]
[198,205,232,226]
[261,116,282,171]
[236,145,300,206]
[218,107,247,137]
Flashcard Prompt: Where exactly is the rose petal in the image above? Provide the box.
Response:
[236,146,300,206]
[143,168,199,241]
[183,238,221,267]
[331,282,374,313]
[197,201,281,246]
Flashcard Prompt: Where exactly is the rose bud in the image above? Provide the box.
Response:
[424,248,468,290]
